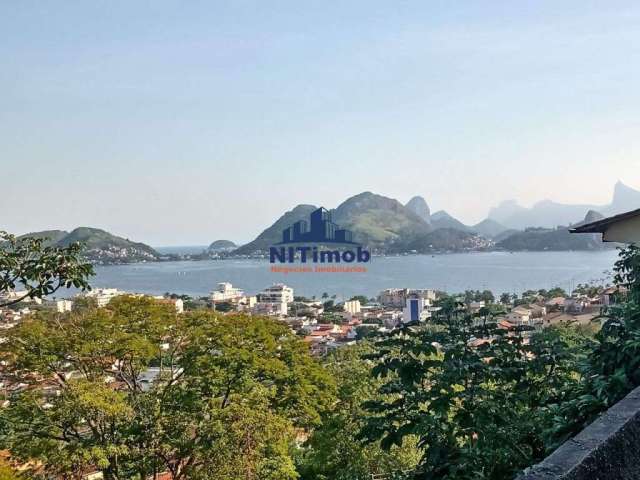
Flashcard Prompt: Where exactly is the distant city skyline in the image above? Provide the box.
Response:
[2,1,640,245]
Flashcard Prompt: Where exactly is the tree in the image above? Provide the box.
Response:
[546,287,568,299]
[0,297,335,479]
[360,297,586,479]
[349,295,368,306]
[0,231,93,307]
[549,245,640,447]
[0,460,21,480]
[499,292,513,305]
[298,344,421,480]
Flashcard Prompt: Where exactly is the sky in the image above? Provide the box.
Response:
[2,1,640,245]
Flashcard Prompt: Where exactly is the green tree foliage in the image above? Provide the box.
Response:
[548,245,640,447]
[360,297,589,480]
[298,344,421,480]
[0,231,93,307]
[348,295,369,306]
[0,296,335,479]
[0,460,21,480]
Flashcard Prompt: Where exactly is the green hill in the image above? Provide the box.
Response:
[332,192,432,249]
[234,204,318,254]
[18,230,69,247]
[208,240,237,251]
[431,211,470,232]
[496,227,609,251]
[470,218,509,238]
[20,227,160,264]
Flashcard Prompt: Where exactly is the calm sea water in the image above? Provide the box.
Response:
[85,251,619,301]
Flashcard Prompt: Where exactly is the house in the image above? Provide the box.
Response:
[570,207,640,243]
[564,297,589,314]
[505,306,531,325]
[545,297,566,311]
[600,286,627,306]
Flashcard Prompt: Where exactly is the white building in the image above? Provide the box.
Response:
[210,282,244,302]
[255,284,294,317]
[258,284,294,304]
[56,299,74,313]
[152,296,184,314]
[236,295,257,312]
[84,288,124,308]
[378,288,436,307]
[343,300,361,314]
[402,295,431,323]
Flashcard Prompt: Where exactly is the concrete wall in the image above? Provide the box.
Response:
[603,215,640,244]
[518,385,640,479]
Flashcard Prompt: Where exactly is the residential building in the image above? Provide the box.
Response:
[210,282,244,302]
[343,300,361,314]
[84,288,124,308]
[56,299,74,313]
[506,306,532,325]
[258,283,294,304]
[378,288,436,307]
[402,295,430,323]
[254,285,293,317]
[153,297,184,314]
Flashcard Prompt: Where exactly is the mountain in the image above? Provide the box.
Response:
[430,210,470,232]
[487,200,527,225]
[488,181,640,229]
[607,180,640,214]
[580,210,605,225]
[18,230,69,246]
[493,229,521,243]
[20,227,161,264]
[233,204,318,254]
[405,196,431,223]
[235,192,433,254]
[469,218,509,238]
[331,192,432,249]
[207,240,237,251]
[496,211,612,251]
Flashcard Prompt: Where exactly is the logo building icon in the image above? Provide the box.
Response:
[270,207,370,264]
[279,207,355,244]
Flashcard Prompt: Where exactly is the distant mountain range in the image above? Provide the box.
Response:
[234,193,498,255]
[488,181,640,229]
[234,181,639,255]
[19,227,161,264]
[17,181,637,262]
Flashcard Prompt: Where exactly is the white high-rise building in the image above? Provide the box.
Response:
[343,300,361,314]
[255,284,294,317]
[258,284,294,304]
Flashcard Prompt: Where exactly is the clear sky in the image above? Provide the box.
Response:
[2,1,640,245]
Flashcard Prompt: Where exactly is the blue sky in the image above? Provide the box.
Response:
[2,1,640,245]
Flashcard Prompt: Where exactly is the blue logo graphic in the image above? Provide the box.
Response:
[270,207,370,264]
[278,207,356,245]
